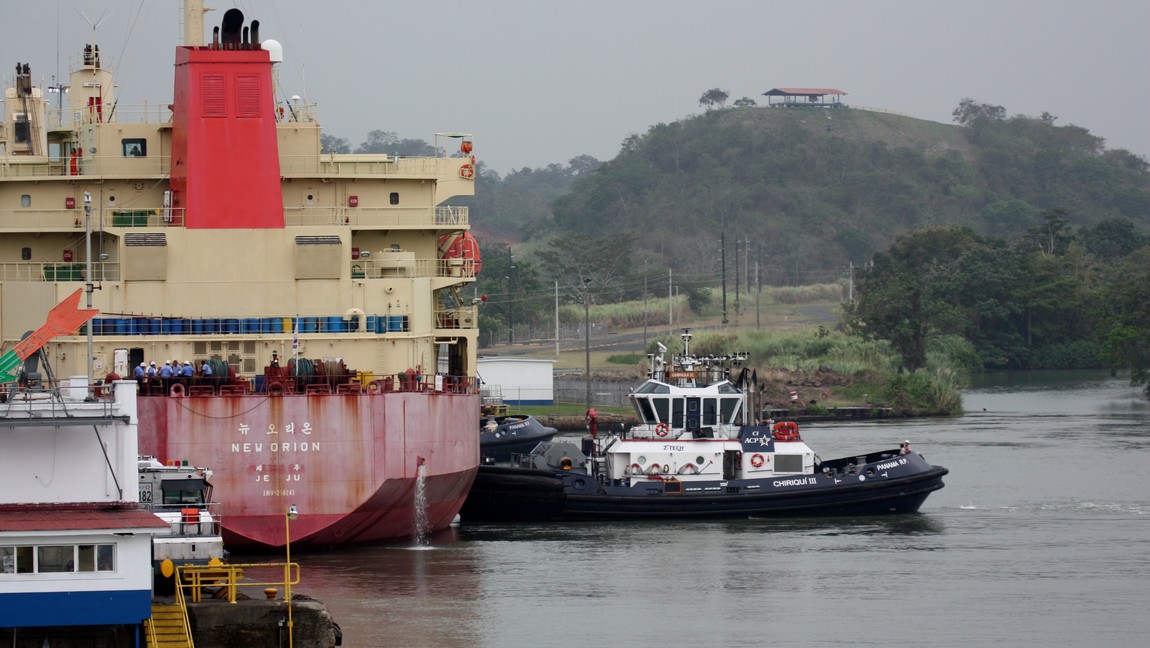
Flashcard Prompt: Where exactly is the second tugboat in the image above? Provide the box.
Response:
[480,414,558,463]
[460,330,948,522]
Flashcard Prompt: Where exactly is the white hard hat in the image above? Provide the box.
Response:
[140,362,146,367]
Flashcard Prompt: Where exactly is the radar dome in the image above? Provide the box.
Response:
[262,39,283,64]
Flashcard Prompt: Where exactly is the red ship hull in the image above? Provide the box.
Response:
[138,390,479,549]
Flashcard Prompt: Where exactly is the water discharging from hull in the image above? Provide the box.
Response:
[412,460,430,547]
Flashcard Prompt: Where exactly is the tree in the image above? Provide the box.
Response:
[733,96,757,108]
[1026,210,1073,257]
[1096,248,1150,397]
[355,130,434,156]
[320,133,351,153]
[698,88,730,110]
[952,98,1006,127]
[1081,217,1149,260]
[846,227,983,372]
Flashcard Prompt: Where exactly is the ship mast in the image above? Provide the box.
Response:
[183,0,214,47]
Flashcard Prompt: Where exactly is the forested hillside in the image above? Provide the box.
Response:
[537,102,1149,284]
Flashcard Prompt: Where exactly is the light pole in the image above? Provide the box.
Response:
[84,192,94,397]
[285,504,298,648]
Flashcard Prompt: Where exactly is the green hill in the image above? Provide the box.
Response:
[469,102,1149,287]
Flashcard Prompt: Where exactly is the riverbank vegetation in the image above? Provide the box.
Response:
[441,98,1148,399]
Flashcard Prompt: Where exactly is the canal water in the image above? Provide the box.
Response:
[237,371,1150,647]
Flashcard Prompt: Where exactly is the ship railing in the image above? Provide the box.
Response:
[0,155,171,178]
[350,257,478,279]
[42,102,174,129]
[136,373,478,396]
[284,205,468,228]
[0,261,121,283]
[151,502,224,537]
[282,154,465,176]
[0,380,121,420]
[0,207,185,230]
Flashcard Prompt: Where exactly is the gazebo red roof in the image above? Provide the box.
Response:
[764,88,847,96]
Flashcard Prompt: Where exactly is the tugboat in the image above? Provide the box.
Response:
[460,330,948,522]
[137,455,225,584]
[480,414,558,463]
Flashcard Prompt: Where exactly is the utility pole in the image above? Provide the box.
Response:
[507,249,514,345]
[721,233,728,325]
[584,280,591,409]
[734,237,740,319]
[643,260,648,349]
[668,269,673,331]
[755,258,761,329]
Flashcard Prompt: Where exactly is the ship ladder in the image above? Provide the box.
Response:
[145,599,194,648]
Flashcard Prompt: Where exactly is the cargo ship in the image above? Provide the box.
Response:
[0,2,481,548]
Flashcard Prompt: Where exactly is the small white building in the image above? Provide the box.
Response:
[1,379,167,635]
[477,357,555,406]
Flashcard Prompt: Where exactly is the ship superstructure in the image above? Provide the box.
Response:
[0,5,481,548]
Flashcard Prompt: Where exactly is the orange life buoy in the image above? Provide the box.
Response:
[773,421,799,441]
[750,453,765,468]
[169,383,185,397]
[655,422,670,437]
[459,163,475,179]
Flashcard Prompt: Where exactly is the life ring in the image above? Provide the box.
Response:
[459,163,475,179]
[367,381,381,393]
[655,422,670,437]
[750,453,765,468]
[169,383,185,397]
[773,421,799,441]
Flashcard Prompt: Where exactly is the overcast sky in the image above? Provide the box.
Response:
[6,1,1149,173]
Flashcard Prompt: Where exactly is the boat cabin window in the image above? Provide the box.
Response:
[21,194,31,208]
[775,454,804,473]
[634,381,669,394]
[652,398,670,425]
[672,399,684,428]
[721,397,741,424]
[390,192,400,205]
[702,398,717,426]
[162,478,207,505]
[122,138,147,157]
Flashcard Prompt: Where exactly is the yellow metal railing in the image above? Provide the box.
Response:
[174,565,195,648]
[178,561,298,604]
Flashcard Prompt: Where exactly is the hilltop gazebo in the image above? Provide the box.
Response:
[763,88,847,108]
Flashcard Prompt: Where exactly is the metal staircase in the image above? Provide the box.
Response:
[145,598,194,648]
